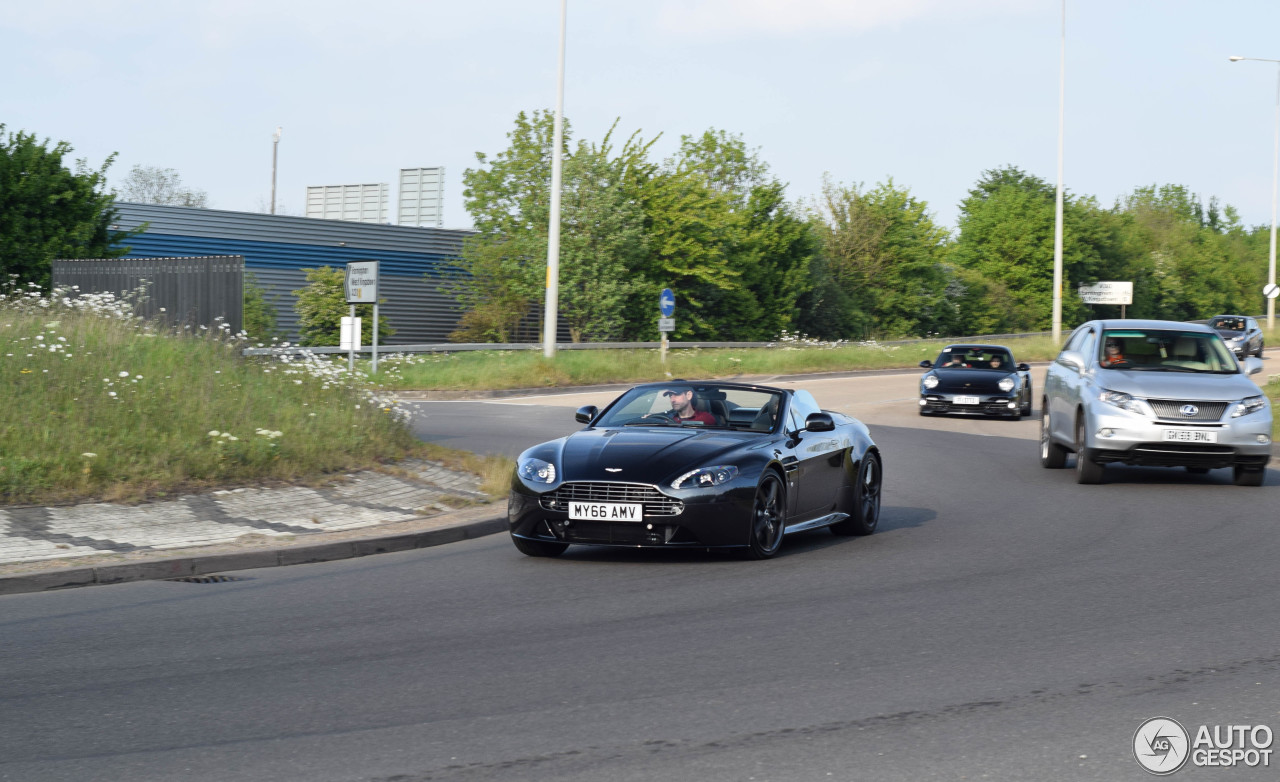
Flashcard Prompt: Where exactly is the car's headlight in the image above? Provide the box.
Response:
[517,457,557,484]
[923,375,939,389]
[1232,395,1267,418]
[998,377,1016,392]
[1100,389,1147,415]
[672,465,739,489]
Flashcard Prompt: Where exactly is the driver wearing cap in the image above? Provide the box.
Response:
[662,386,718,425]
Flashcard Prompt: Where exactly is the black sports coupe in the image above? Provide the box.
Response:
[508,381,882,560]
[917,344,1033,418]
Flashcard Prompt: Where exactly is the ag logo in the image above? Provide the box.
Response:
[1134,717,1190,775]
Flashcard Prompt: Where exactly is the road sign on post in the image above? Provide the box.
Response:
[1077,281,1133,305]
[659,289,675,365]
[1264,283,1280,300]
[345,261,379,374]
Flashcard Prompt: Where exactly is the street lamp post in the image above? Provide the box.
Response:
[1229,55,1280,331]
[271,127,282,216]
[1052,0,1066,344]
[543,0,568,359]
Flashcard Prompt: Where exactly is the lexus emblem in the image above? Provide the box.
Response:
[1180,404,1199,417]
[605,468,623,473]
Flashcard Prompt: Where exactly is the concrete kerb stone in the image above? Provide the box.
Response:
[0,510,507,597]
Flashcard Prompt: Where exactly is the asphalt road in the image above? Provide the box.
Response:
[4,370,1279,781]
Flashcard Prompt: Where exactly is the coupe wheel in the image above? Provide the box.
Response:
[1234,465,1265,486]
[745,472,786,559]
[1039,406,1067,468]
[1258,341,1266,358]
[1020,385,1033,417]
[1074,415,1104,484]
[831,452,882,536]
[511,535,569,557]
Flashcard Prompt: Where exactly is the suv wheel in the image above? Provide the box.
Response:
[1074,415,1104,484]
[1039,407,1067,468]
[1233,465,1265,487]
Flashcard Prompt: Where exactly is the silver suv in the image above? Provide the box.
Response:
[1040,319,1272,485]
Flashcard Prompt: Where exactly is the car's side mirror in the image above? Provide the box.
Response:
[1243,357,1264,376]
[804,412,835,432]
[575,405,598,424]
[1058,350,1086,371]
[919,360,933,368]
[1016,363,1030,372]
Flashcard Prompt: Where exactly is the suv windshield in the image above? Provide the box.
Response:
[934,347,1013,370]
[594,385,786,432]
[1210,317,1247,331]
[1099,329,1237,373]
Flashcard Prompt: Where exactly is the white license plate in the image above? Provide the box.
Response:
[569,502,643,521]
[1162,429,1218,443]
[953,396,980,405]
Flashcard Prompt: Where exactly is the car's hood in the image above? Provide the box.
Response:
[553,426,762,483]
[1215,329,1245,339]
[1096,369,1261,400]
[928,369,1014,393]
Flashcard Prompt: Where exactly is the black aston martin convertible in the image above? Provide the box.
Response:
[917,344,1033,418]
[508,381,882,560]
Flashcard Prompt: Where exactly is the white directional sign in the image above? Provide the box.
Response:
[1264,283,1280,300]
[658,318,675,332]
[345,261,379,304]
[1078,281,1133,305]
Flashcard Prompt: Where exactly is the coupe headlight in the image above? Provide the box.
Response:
[1099,389,1147,415]
[672,465,739,489]
[1232,395,1267,418]
[923,375,939,389]
[517,457,557,484]
[998,377,1016,392]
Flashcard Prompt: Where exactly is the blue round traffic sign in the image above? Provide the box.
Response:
[659,288,675,317]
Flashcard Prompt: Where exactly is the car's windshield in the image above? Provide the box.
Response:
[934,347,1014,370]
[593,385,786,432]
[1210,317,1246,331]
[1098,329,1238,373]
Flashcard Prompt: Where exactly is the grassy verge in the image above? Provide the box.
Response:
[370,335,1070,391]
[0,297,511,505]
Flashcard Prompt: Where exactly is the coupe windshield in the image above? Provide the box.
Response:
[934,346,1013,370]
[1098,329,1237,373]
[594,385,785,432]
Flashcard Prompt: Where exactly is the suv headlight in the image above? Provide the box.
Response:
[1100,389,1147,415]
[998,377,1016,392]
[923,375,939,390]
[517,457,557,484]
[1232,395,1267,418]
[672,465,739,489]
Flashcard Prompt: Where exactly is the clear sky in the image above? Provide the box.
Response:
[4,0,1280,233]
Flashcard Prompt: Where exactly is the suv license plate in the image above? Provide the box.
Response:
[1162,429,1218,443]
[569,502,643,521]
[953,396,980,405]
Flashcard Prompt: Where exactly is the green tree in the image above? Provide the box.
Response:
[115,164,209,207]
[0,125,133,288]
[242,271,281,341]
[293,266,393,347]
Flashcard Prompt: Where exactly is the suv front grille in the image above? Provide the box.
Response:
[1149,400,1229,422]
[539,482,684,516]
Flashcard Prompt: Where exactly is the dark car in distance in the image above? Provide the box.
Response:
[1208,315,1264,358]
[508,381,882,560]
[918,344,1033,418]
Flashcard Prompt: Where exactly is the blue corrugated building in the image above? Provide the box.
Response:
[110,203,473,344]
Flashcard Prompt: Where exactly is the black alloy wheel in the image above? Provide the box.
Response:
[1020,384,1033,417]
[831,452,882,536]
[1075,414,1105,484]
[1039,406,1067,468]
[1258,341,1266,358]
[511,534,569,557]
[745,471,786,559]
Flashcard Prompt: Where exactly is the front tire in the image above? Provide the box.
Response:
[1020,384,1033,417]
[831,452,882,536]
[511,535,569,557]
[1039,406,1067,468]
[1074,415,1105,484]
[744,472,786,559]
[1234,465,1265,486]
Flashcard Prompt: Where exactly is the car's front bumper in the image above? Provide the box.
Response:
[1081,408,1272,469]
[920,392,1019,416]
[508,480,757,549]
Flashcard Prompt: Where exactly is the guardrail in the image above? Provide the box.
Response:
[241,331,1057,357]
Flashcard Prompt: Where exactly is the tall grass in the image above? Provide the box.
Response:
[0,288,504,505]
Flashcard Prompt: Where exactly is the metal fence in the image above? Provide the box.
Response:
[52,256,244,333]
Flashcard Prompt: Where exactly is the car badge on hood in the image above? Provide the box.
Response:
[605,468,623,473]
[1180,405,1199,417]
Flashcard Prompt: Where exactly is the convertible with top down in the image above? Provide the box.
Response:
[507,381,882,559]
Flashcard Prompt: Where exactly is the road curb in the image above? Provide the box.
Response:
[0,516,507,596]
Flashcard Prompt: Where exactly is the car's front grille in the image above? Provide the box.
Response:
[1149,400,1230,422]
[539,482,684,516]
